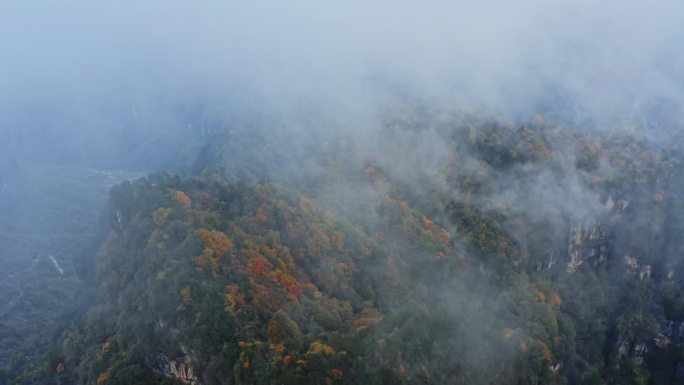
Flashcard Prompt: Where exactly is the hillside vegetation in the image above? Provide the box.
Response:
[9,109,684,385]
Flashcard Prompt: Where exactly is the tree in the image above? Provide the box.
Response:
[180,286,192,305]
[175,190,192,211]
[196,229,233,270]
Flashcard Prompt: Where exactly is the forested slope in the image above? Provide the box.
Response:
[11,110,684,385]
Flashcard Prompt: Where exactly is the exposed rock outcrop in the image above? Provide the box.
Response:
[624,255,652,280]
[566,222,607,273]
[148,347,199,385]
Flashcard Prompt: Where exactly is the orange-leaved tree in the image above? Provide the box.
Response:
[196,229,233,270]
[175,190,192,211]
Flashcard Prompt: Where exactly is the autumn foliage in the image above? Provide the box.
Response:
[246,251,273,280]
[152,207,172,225]
[196,229,233,270]
[175,190,192,211]
[180,286,192,305]
[225,284,245,313]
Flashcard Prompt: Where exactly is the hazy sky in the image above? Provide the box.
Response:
[1,0,683,165]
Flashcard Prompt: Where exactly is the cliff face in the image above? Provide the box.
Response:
[566,222,607,273]
[149,346,198,385]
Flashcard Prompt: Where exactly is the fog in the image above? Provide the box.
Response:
[1,0,683,169]
[2,1,684,383]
